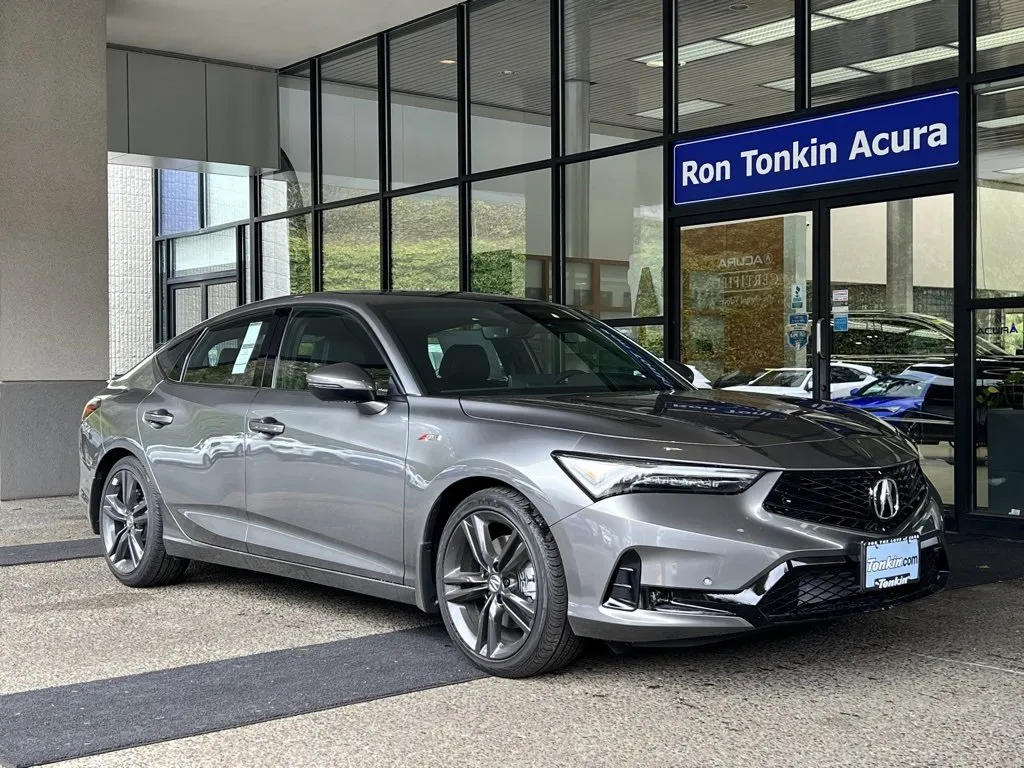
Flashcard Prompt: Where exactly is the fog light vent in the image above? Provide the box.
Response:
[603,551,641,611]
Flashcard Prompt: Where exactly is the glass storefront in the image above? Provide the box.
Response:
[148,0,1024,538]
[680,212,812,388]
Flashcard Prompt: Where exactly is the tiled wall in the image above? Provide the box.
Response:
[108,164,154,376]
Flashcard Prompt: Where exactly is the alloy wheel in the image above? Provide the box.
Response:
[441,510,538,660]
[99,468,150,574]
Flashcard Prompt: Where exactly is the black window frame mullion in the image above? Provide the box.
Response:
[197,171,207,230]
[309,57,324,292]
[662,0,679,359]
[378,31,393,292]
[795,0,810,112]
[152,170,164,346]
[662,0,678,136]
[235,223,247,305]
[550,0,565,304]
[457,3,472,292]
[954,0,977,524]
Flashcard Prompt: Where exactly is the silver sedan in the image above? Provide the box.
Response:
[80,293,948,677]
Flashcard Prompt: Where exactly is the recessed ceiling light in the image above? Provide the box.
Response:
[980,84,1024,97]
[439,59,456,64]
[722,18,795,45]
[996,166,1024,174]
[855,45,958,72]
[500,69,515,75]
[761,76,796,91]
[634,99,726,120]
[728,3,750,10]
[678,39,744,62]
[632,39,743,68]
[813,66,873,85]
[820,0,932,21]
[979,114,1024,129]
[976,26,1024,51]
[761,66,870,91]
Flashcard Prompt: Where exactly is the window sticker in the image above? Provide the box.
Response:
[232,322,263,375]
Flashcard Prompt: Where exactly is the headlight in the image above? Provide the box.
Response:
[553,453,763,500]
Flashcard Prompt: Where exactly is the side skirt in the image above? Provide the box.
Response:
[164,535,421,607]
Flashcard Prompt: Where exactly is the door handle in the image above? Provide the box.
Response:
[248,417,285,437]
[814,318,826,360]
[143,409,174,428]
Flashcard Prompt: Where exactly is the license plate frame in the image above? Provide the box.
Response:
[861,535,921,591]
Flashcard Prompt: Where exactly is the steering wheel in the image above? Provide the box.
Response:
[554,369,591,385]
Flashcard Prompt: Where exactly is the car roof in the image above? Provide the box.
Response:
[170,291,563,339]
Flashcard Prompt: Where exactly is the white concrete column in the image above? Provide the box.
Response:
[886,198,915,313]
[0,0,109,499]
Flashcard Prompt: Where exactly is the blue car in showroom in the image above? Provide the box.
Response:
[834,370,954,445]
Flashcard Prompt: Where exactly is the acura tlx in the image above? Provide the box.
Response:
[80,292,947,678]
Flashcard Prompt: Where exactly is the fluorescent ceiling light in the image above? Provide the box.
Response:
[813,66,872,85]
[980,84,1024,97]
[978,114,1024,129]
[634,100,726,120]
[721,17,796,45]
[996,166,1024,174]
[811,13,847,30]
[677,39,744,63]
[855,45,957,72]
[714,14,843,46]
[821,0,931,21]
[633,39,742,68]
[976,27,1024,51]
[761,67,868,91]
[761,77,796,91]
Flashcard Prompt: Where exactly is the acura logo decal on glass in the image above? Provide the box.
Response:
[870,478,900,521]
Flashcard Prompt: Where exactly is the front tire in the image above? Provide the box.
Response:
[435,487,584,678]
[98,456,189,588]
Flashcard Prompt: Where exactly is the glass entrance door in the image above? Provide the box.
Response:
[679,211,814,394]
[824,193,956,508]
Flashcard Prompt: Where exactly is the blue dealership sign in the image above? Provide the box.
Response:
[673,90,959,207]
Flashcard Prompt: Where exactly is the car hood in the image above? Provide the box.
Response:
[460,389,905,448]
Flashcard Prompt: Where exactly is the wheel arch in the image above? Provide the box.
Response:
[88,445,146,534]
[414,475,535,613]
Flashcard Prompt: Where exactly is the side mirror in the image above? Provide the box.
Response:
[850,387,861,396]
[804,380,813,391]
[663,360,694,383]
[307,362,376,403]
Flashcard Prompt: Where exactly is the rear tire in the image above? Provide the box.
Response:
[435,486,585,678]
[98,456,189,588]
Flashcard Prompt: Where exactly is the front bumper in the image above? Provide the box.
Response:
[549,472,947,645]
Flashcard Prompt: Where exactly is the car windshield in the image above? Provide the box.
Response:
[376,300,682,396]
[857,375,929,398]
[749,370,808,388]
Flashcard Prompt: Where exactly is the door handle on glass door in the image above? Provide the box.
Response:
[249,417,285,437]
[143,409,174,428]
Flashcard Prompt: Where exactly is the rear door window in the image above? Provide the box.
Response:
[182,314,276,387]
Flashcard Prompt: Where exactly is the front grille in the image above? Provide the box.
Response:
[763,461,928,533]
[758,546,942,622]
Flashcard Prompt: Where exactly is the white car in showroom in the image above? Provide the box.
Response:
[724,362,876,399]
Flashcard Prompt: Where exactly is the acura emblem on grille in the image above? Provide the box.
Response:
[870,478,900,521]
